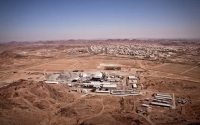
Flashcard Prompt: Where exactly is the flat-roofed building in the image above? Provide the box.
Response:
[79,73,88,77]
[142,104,150,108]
[93,72,103,79]
[101,84,117,89]
[83,82,112,88]
[150,102,171,107]
[45,81,58,84]
[156,93,171,97]
[132,84,137,88]
[128,76,137,80]
[91,72,103,81]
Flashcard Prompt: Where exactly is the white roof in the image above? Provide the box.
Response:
[142,104,149,107]
[45,81,58,84]
[93,85,101,87]
[68,84,72,86]
[74,77,80,80]
[93,72,103,78]
[80,73,88,77]
[102,84,117,88]
[96,90,110,93]
[128,76,137,79]
[82,73,88,77]
[83,83,101,86]
[156,93,171,97]
[150,102,171,107]
[90,82,111,85]
[154,96,172,100]
[133,84,137,88]
[101,82,111,85]
[82,89,88,93]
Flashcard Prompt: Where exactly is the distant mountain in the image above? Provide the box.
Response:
[0,50,25,58]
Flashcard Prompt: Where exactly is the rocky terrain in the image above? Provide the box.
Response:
[0,80,149,125]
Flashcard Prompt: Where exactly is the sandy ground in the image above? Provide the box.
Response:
[0,48,200,125]
[0,80,151,125]
[0,77,200,125]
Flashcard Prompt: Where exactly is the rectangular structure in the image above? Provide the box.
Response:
[156,93,171,97]
[45,81,58,84]
[102,84,117,88]
[142,104,150,107]
[155,96,172,100]
[93,72,103,79]
[150,102,171,107]
[132,84,137,88]
[128,76,137,80]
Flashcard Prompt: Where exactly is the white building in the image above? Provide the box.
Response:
[150,102,171,107]
[79,73,88,77]
[132,84,137,88]
[45,81,58,84]
[93,72,103,79]
[82,89,88,94]
[128,76,137,80]
[83,82,111,88]
[101,84,117,89]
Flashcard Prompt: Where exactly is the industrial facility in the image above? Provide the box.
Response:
[42,71,144,96]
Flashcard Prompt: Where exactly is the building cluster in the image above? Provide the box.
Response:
[44,71,141,95]
[141,93,173,109]
[90,43,199,60]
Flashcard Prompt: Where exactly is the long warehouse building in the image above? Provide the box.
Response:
[156,93,172,97]
[150,102,171,107]
[155,96,172,100]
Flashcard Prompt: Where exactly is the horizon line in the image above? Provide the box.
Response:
[1,38,200,43]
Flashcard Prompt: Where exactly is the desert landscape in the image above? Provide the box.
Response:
[0,40,200,125]
[1,0,200,124]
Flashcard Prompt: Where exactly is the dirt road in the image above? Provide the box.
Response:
[78,99,104,124]
[181,66,197,74]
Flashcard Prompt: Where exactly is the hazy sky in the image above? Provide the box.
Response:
[0,0,200,42]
